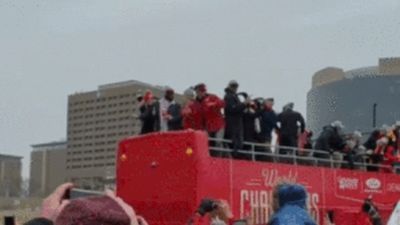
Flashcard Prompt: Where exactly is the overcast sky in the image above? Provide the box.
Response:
[1,0,400,177]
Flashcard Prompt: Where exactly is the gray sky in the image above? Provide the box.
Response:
[1,0,400,177]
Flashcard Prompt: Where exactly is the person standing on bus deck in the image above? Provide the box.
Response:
[166,99,183,131]
[374,137,400,173]
[260,98,278,146]
[224,80,247,157]
[277,102,305,155]
[139,90,160,134]
[159,88,175,131]
[313,121,346,166]
[195,83,225,139]
[182,87,204,130]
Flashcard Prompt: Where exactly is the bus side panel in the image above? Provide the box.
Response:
[116,131,400,225]
[197,157,400,225]
[117,131,206,225]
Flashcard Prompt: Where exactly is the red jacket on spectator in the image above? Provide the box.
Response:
[182,100,204,130]
[201,94,225,133]
[375,145,399,172]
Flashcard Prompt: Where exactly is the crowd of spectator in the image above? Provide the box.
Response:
[20,182,319,225]
[137,80,400,174]
[22,182,386,225]
[313,121,400,173]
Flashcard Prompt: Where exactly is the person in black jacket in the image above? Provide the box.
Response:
[139,91,160,134]
[364,129,384,171]
[314,121,347,160]
[167,102,183,131]
[243,101,259,143]
[260,98,278,144]
[277,103,305,155]
[224,80,247,157]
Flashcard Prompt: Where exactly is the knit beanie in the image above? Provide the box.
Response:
[56,196,131,225]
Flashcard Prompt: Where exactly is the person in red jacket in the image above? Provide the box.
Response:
[194,83,225,138]
[182,87,204,130]
[374,137,400,173]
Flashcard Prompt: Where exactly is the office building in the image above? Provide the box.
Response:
[0,154,22,197]
[66,80,183,189]
[30,141,67,197]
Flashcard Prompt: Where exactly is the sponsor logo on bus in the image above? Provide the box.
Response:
[365,178,382,192]
[338,177,359,190]
[387,183,400,193]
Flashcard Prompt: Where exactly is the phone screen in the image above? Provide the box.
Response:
[4,216,15,225]
[69,188,103,199]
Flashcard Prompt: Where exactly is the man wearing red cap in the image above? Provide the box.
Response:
[194,83,225,139]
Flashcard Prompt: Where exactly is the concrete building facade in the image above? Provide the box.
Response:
[66,80,183,189]
[30,141,67,197]
[307,57,400,135]
[0,154,22,197]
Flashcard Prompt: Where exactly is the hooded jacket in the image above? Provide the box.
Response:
[314,125,346,158]
[268,184,316,225]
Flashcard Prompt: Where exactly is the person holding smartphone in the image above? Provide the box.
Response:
[23,183,148,225]
[189,199,234,225]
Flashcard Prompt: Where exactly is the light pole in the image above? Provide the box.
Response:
[373,103,377,128]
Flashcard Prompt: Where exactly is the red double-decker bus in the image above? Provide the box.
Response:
[116,130,400,225]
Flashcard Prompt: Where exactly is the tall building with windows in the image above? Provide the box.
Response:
[307,57,400,135]
[66,80,183,189]
[0,154,22,197]
[30,141,67,197]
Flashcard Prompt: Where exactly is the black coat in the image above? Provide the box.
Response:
[224,88,246,138]
[139,102,160,134]
[243,108,258,142]
[277,109,305,137]
[314,125,346,158]
[167,103,183,131]
[364,130,381,150]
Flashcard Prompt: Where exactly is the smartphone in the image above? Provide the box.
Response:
[4,216,15,225]
[232,220,247,225]
[68,188,103,199]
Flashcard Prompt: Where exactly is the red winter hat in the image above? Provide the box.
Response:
[56,196,131,225]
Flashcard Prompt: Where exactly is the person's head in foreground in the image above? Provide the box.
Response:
[24,183,147,225]
[269,182,316,225]
[196,198,233,225]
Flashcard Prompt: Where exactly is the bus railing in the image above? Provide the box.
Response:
[208,137,395,172]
